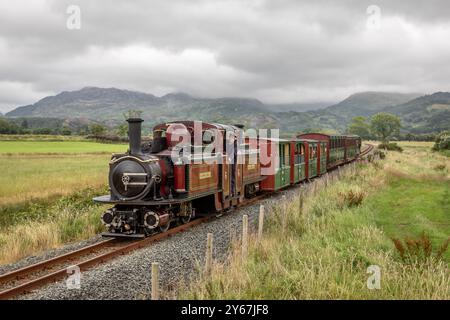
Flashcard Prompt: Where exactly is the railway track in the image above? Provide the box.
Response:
[0,193,266,300]
[359,143,374,158]
[0,145,374,300]
[0,217,210,300]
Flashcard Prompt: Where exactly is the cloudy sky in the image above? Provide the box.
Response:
[1,0,450,113]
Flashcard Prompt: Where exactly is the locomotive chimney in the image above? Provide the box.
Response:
[127,118,143,155]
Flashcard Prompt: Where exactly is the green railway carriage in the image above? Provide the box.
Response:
[319,141,327,175]
[260,138,292,191]
[329,135,346,167]
[345,135,361,160]
[307,140,319,178]
[290,140,307,184]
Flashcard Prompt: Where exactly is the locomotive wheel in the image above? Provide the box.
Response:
[159,221,170,233]
[179,214,192,224]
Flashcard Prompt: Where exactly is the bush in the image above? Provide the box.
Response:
[338,189,365,207]
[432,131,450,151]
[32,127,53,134]
[392,233,450,264]
[433,163,446,171]
[85,134,128,143]
[89,124,107,136]
[0,118,20,134]
[378,142,403,152]
[60,127,72,135]
[374,149,386,159]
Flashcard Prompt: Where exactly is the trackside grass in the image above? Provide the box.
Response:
[178,143,449,299]
[0,187,107,264]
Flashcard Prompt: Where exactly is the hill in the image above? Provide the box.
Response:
[6,87,447,134]
[383,92,450,133]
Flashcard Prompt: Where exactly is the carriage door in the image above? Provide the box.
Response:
[225,130,241,198]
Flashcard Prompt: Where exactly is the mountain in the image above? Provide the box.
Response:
[6,87,276,131]
[7,87,163,120]
[295,92,423,132]
[5,87,446,134]
[260,102,330,113]
[384,92,450,133]
[324,92,421,117]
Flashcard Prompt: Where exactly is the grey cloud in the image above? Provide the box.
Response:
[0,0,450,112]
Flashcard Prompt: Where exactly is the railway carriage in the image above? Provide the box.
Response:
[344,135,361,161]
[297,133,360,168]
[259,138,291,191]
[95,119,361,238]
[290,140,307,184]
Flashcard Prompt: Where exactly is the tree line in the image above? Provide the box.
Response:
[345,112,437,142]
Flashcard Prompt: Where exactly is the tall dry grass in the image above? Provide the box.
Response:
[0,188,107,264]
[178,147,450,299]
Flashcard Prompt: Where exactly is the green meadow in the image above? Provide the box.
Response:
[0,137,126,263]
[0,140,126,154]
[179,142,449,300]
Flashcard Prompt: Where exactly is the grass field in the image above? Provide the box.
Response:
[0,134,89,141]
[0,137,126,263]
[179,142,450,299]
[0,140,126,154]
[0,154,112,206]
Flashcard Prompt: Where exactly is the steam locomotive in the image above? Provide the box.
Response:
[94,118,361,238]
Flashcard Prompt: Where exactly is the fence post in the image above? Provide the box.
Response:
[205,233,213,275]
[299,190,303,215]
[242,214,248,260]
[281,195,287,231]
[258,205,264,241]
[151,262,160,300]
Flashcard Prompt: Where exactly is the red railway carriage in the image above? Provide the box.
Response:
[297,133,360,168]
[94,118,361,238]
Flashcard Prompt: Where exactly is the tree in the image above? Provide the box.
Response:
[432,131,450,151]
[347,116,370,139]
[61,127,72,136]
[89,124,107,136]
[0,118,20,134]
[33,127,52,134]
[370,112,401,143]
[21,119,29,129]
[116,123,128,137]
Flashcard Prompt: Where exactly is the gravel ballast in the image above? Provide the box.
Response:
[17,179,322,299]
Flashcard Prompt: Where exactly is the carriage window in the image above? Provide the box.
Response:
[279,144,284,166]
[284,144,290,166]
[310,145,317,159]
